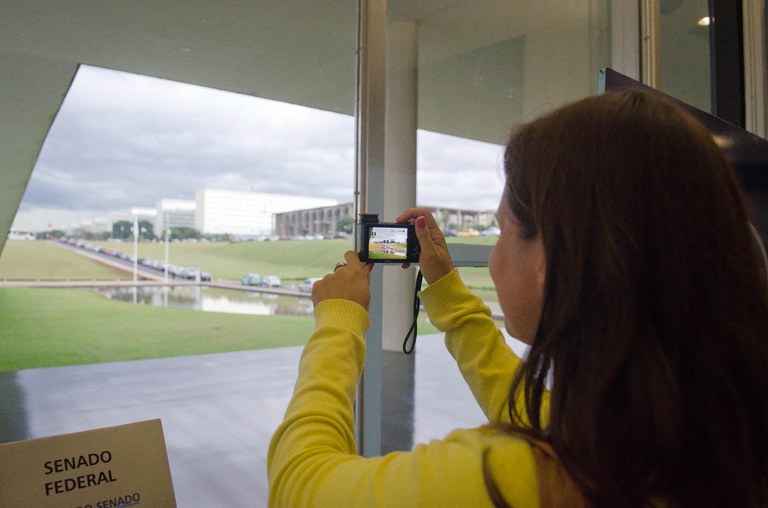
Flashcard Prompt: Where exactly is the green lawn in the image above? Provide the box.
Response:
[88,237,498,289]
[0,238,498,292]
[0,287,440,371]
[0,241,131,280]
[0,238,487,370]
[92,238,356,284]
[0,287,314,370]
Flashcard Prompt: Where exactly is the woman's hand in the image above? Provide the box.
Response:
[312,250,373,310]
[396,208,454,285]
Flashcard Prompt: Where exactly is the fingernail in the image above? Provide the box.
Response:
[416,216,426,229]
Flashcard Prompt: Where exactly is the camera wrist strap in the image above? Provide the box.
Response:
[402,270,424,354]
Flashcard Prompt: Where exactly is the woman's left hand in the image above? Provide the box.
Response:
[312,250,373,310]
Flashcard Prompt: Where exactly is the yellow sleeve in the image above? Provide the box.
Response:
[419,269,524,424]
[267,296,540,507]
[267,299,369,506]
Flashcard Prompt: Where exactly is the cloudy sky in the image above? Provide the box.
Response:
[13,65,505,231]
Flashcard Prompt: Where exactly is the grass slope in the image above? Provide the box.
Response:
[0,287,315,371]
[1,238,498,292]
[89,239,354,283]
[0,287,440,371]
[0,241,130,280]
[0,238,483,370]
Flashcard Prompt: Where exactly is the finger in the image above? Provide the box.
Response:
[413,215,438,254]
[343,250,363,267]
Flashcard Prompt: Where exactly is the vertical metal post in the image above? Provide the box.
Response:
[132,212,139,304]
[380,19,418,454]
[164,229,170,283]
[640,0,661,88]
[355,0,387,457]
[133,214,139,284]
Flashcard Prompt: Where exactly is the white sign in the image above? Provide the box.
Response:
[0,419,176,507]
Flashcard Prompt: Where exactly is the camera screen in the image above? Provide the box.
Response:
[367,226,409,260]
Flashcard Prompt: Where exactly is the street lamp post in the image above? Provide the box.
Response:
[164,228,170,283]
[132,212,139,304]
[132,213,138,285]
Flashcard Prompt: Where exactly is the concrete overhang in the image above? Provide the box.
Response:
[0,0,535,253]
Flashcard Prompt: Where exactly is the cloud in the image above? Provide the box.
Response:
[15,65,505,230]
[417,130,505,210]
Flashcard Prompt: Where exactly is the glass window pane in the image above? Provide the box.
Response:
[1,2,358,506]
[414,0,612,219]
[391,0,612,442]
[659,0,712,112]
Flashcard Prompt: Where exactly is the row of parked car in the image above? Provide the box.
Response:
[240,273,323,293]
[298,277,321,293]
[61,238,322,291]
[241,273,281,288]
[61,238,211,281]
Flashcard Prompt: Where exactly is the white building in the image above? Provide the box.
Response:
[7,231,35,240]
[68,215,112,236]
[156,199,196,233]
[195,188,336,236]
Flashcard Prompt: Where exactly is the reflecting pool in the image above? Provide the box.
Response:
[96,286,313,316]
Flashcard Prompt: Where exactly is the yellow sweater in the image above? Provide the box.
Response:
[267,269,542,507]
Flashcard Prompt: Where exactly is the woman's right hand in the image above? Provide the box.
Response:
[396,208,454,285]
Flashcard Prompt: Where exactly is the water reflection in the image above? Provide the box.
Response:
[97,286,314,316]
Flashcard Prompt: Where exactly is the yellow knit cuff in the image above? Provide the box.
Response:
[313,299,371,335]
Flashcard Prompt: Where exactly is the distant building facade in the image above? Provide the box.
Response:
[63,198,494,239]
[275,203,355,238]
[75,215,113,235]
[427,206,496,232]
[195,188,336,236]
[7,231,35,240]
[275,203,496,238]
[156,199,196,233]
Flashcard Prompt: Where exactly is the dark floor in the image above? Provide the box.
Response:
[0,333,527,507]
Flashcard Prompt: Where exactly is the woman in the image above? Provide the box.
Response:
[267,90,768,507]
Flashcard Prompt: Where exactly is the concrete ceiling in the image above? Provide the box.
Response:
[1,0,537,253]
[2,0,360,253]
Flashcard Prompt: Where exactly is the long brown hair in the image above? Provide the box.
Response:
[502,91,768,507]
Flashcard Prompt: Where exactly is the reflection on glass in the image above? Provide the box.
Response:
[660,0,712,112]
[413,0,612,216]
[401,0,612,313]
